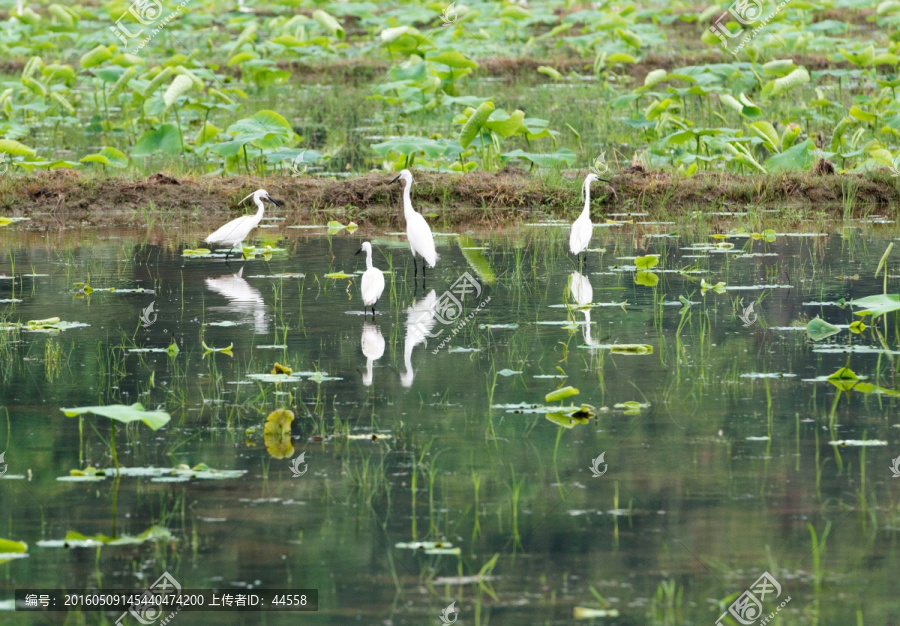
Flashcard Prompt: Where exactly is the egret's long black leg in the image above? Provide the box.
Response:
[413,256,418,277]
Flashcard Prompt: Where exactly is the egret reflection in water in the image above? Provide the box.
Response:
[205,267,269,333]
[360,323,385,387]
[401,289,438,387]
[568,271,596,347]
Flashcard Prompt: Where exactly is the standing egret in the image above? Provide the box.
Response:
[355,241,385,318]
[205,189,279,265]
[569,174,610,269]
[389,170,438,279]
[360,323,385,387]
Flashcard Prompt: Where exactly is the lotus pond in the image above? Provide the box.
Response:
[1,214,899,625]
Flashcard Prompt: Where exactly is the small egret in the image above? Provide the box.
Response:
[389,170,438,278]
[355,241,385,318]
[205,189,279,264]
[569,174,610,269]
[401,290,438,387]
[360,323,385,387]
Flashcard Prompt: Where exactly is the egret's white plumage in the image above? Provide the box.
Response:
[360,323,385,387]
[569,174,609,267]
[390,169,438,277]
[205,189,279,260]
[401,289,438,387]
[356,241,385,317]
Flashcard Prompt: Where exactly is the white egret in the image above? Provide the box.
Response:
[360,323,385,387]
[205,189,279,264]
[355,241,385,318]
[401,290,438,387]
[389,170,438,278]
[205,267,268,333]
[569,174,610,269]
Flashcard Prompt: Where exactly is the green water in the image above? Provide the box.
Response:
[1,219,899,625]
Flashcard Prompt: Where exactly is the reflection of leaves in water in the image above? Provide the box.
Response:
[265,409,294,459]
[827,366,859,391]
[36,526,173,549]
[458,236,495,285]
[0,537,28,564]
[634,270,659,287]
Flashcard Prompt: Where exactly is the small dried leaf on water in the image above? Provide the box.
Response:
[271,362,293,375]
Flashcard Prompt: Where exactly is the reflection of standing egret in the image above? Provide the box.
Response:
[569,174,610,269]
[356,241,385,318]
[360,323,385,387]
[205,267,268,334]
[389,169,438,279]
[401,290,438,388]
[568,271,596,347]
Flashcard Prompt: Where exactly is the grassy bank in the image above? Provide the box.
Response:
[2,169,898,229]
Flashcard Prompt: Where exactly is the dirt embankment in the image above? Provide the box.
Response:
[1,168,898,230]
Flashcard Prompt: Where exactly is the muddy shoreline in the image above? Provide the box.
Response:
[1,169,898,230]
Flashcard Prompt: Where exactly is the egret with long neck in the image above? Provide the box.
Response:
[569,174,610,270]
[355,241,385,318]
[205,189,279,266]
[390,170,438,280]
